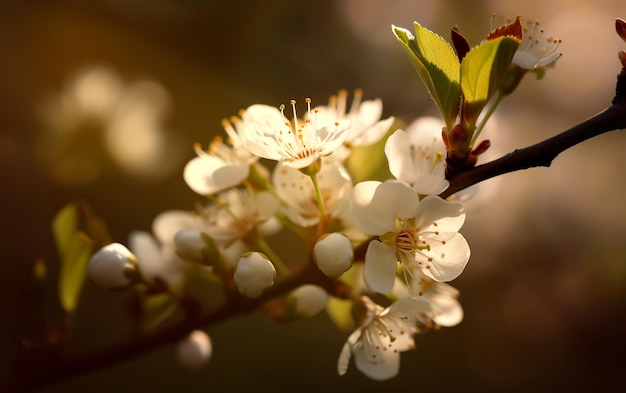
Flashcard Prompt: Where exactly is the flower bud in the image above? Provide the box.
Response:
[175,330,212,369]
[88,243,138,290]
[174,229,220,264]
[233,252,276,298]
[286,284,329,319]
[313,233,353,278]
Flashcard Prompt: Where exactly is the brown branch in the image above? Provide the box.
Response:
[441,101,626,199]
[3,262,339,392]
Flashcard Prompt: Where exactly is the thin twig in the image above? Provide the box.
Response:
[441,101,626,199]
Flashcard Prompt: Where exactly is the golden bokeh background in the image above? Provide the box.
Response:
[2,0,626,391]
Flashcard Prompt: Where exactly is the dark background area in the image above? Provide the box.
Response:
[2,0,626,391]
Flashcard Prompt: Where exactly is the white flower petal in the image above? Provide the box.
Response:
[431,296,464,327]
[413,174,449,196]
[414,195,465,233]
[384,129,416,183]
[512,51,537,69]
[255,191,279,221]
[354,344,401,381]
[352,180,418,235]
[364,240,398,294]
[183,156,250,196]
[183,155,224,195]
[129,231,188,289]
[337,329,362,376]
[355,99,383,128]
[152,210,200,248]
[420,233,470,282]
[351,115,394,146]
[211,163,250,190]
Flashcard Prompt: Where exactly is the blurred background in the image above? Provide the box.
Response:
[2,0,626,391]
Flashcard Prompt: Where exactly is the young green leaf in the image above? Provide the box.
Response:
[393,23,461,129]
[461,36,520,129]
[52,203,79,256]
[53,202,94,314]
[58,231,93,313]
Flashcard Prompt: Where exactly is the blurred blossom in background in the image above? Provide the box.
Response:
[1,0,626,392]
[37,65,183,185]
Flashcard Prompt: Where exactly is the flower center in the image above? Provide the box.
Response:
[202,190,256,237]
[395,227,430,256]
[517,19,562,67]
[278,98,319,159]
[359,310,410,365]
[396,230,418,256]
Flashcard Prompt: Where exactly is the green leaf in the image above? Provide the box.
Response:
[460,36,520,128]
[53,203,94,314]
[52,203,79,256]
[393,23,461,129]
[58,231,93,313]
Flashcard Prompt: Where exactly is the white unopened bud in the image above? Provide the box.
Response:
[173,229,220,264]
[313,233,353,278]
[175,330,212,369]
[173,229,205,262]
[287,284,329,319]
[88,242,138,290]
[233,252,276,298]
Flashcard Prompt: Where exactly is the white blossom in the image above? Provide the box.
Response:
[351,180,470,294]
[241,99,351,169]
[129,230,194,291]
[315,89,394,160]
[338,277,463,381]
[183,116,257,195]
[337,296,419,380]
[397,272,464,328]
[512,18,562,70]
[197,188,279,245]
[384,116,449,195]
[272,161,353,227]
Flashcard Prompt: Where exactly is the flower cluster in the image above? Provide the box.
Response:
[86,14,562,381]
